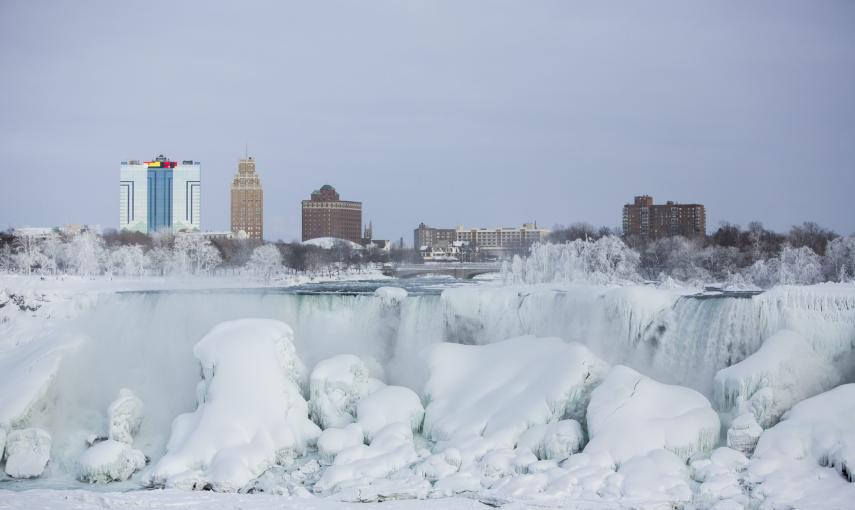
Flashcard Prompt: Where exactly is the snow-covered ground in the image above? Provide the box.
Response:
[1,275,854,509]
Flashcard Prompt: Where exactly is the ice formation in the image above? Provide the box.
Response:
[356,385,424,442]
[149,319,321,491]
[314,422,422,497]
[585,365,720,465]
[317,423,364,465]
[4,427,51,478]
[107,388,144,444]
[423,336,608,459]
[516,420,584,461]
[374,286,408,306]
[713,329,839,427]
[77,439,146,483]
[308,354,384,430]
[747,384,855,508]
[725,413,762,454]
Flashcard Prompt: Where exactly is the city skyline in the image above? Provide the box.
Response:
[2,1,855,241]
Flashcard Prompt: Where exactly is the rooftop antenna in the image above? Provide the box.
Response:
[244,142,248,159]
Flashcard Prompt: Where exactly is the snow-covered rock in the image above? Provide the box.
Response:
[308,354,384,430]
[747,384,855,509]
[317,423,364,465]
[713,329,839,427]
[423,336,608,458]
[149,319,321,491]
[107,388,144,444]
[77,439,145,483]
[585,365,720,465]
[356,385,424,442]
[374,286,408,305]
[4,428,51,478]
[726,413,762,455]
[516,420,584,461]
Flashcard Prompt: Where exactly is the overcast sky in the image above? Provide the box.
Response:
[1,1,853,242]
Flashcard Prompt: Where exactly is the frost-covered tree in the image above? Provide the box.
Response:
[12,233,48,275]
[65,231,105,277]
[504,236,640,285]
[39,233,64,275]
[823,236,855,282]
[173,234,222,275]
[106,244,147,277]
[247,244,282,283]
[0,243,13,273]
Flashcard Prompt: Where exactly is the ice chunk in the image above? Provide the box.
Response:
[726,413,762,455]
[747,384,855,508]
[585,365,720,465]
[149,319,321,491]
[356,385,424,442]
[423,336,608,453]
[317,423,364,465]
[77,439,145,483]
[4,427,51,478]
[714,329,839,427]
[374,286,408,305]
[107,388,144,444]
[308,354,384,430]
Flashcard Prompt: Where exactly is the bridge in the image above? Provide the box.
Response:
[382,263,501,279]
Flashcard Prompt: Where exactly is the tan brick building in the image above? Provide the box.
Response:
[622,195,706,241]
[230,157,264,240]
[301,184,362,243]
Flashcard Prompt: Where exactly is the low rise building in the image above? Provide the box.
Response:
[414,222,550,260]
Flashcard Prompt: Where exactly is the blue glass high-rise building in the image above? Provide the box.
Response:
[120,154,201,234]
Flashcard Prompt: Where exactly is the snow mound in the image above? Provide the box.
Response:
[374,286,408,305]
[356,385,424,442]
[713,329,839,427]
[585,365,720,465]
[314,422,423,496]
[423,336,608,457]
[309,354,384,430]
[317,423,364,465]
[302,237,364,250]
[4,428,51,478]
[516,420,584,461]
[747,384,855,508]
[77,439,145,483]
[149,319,321,491]
[107,388,144,444]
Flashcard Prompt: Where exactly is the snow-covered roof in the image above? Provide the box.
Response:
[302,237,364,250]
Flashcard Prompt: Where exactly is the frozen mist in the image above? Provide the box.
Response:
[0,277,854,508]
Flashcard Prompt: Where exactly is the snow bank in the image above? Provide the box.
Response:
[356,386,424,442]
[747,384,855,509]
[77,439,145,483]
[309,355,384,430]
[149,319,321,491]
[423,336,608,457]
[107,388,144,444]
[713,329,839,427]
[302,237,364,250]
[4,427,51,478]
[585,365,719,465]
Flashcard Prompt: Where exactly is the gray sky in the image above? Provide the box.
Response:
[1,1,854,242]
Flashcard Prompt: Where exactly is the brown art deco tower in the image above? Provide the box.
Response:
[230,157,264,240]
[301,184,362,243]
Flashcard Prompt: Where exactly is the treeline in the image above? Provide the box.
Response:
[0,229,417,280]
[538,221,855,286]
